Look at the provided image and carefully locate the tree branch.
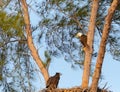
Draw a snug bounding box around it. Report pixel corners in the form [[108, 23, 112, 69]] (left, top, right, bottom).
[[20, 0, 49, 83], [81, 0, 99, 88], [90, 0, 119, 91]]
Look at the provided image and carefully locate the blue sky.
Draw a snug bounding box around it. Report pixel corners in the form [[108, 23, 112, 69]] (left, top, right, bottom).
[[102, 53, 120, 92]]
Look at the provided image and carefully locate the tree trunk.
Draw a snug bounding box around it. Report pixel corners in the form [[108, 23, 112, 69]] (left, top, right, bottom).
[[90, 0, 119, 92], [20, 0, 49, 83], [81, 0, 99, 88]]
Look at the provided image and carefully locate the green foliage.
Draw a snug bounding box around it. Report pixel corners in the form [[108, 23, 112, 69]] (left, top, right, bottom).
[[43, 51, 51, 70], [0, 60, 4, 66], [36, 0, 120, 64], [0, 49, 6, 81], [41, 19, 51, 25], [67, 19, 77, 25], [0, 10, 37, 91], [57, 17, 66, 27], [75, 5, 88, 17], [0, 11, 24, 37], [64, 2, 75, 11], [50, 0, 66, 5]]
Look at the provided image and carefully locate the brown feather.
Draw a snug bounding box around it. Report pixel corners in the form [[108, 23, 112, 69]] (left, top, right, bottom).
[[79, 35, 87, 47]]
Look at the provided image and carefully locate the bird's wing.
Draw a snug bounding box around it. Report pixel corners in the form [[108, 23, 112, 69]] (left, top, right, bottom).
[[46, 77, 53, 88], [80, 35, 87, 47]]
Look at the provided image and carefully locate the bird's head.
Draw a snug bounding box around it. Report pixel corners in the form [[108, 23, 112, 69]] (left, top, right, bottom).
[[75, 32, 83, 38], [56, 72, 62, 76]]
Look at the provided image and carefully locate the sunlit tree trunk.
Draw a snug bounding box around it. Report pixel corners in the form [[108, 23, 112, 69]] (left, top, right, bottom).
[[20, 0, 49, 83], [81, 0, 99, 88], [90, 0, 119, 91]]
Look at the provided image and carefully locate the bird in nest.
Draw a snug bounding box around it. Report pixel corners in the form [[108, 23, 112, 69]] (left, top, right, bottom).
[[46, 72, 61, 90]]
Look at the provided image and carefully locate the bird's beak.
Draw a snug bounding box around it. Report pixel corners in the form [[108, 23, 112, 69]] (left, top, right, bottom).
[[60, 73, 62, 76]]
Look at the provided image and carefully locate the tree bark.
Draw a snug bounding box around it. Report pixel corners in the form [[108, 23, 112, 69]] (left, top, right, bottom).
[[20, 0, 49, 83], [90, 0, 119, 92], [81, 0, 99, 88]]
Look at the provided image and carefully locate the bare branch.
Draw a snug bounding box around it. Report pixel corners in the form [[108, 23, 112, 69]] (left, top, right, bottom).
[[81, 0, 99, 88], [20, 0, 49, 83]]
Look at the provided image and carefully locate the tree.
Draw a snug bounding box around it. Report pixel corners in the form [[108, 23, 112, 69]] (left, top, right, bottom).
[[0, 0, 120, 91]]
